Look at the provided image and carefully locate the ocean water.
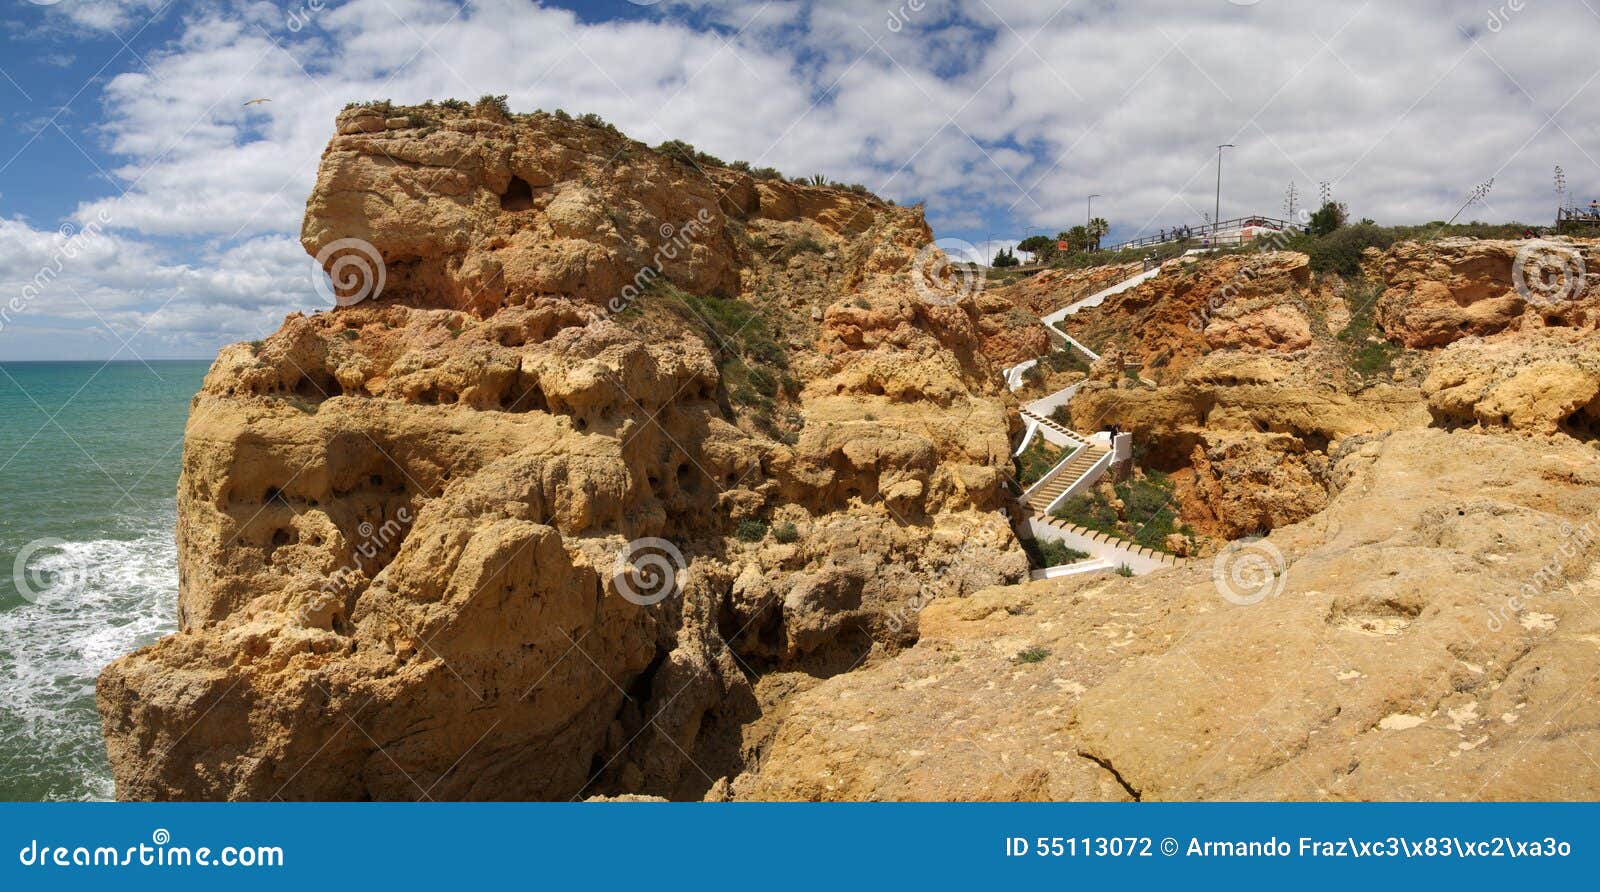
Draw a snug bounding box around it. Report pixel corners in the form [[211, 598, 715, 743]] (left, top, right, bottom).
[[0, 360, 209, 801]]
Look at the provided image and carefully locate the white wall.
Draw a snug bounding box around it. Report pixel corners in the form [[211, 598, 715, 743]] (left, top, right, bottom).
[[1022, 517, 1171, 575]]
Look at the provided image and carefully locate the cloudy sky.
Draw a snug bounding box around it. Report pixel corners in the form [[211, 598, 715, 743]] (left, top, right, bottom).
[[0, 0, 1596, 359]]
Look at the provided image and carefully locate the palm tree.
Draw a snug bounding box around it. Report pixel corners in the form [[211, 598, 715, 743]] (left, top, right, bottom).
[[1086, 217, 1110, 250], [1059, 225, 1092, 254]]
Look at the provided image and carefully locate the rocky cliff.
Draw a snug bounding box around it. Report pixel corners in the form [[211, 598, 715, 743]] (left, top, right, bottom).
[[1003, 251, 1424, 542], [97, 103, 1600, 802], [97, 103, 1030, 800], [1008, 238, 1600, 543], [1370, 237, 1600, 348], [734, 427, 1600, 800], [731, 236, 1600, 800]]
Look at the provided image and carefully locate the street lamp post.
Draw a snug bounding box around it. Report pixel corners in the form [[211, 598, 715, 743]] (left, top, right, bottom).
[[1214, 144, 1234, 238]]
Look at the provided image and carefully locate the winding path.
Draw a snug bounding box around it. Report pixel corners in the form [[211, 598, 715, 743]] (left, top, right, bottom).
[[1000, 260, 1193, 578]]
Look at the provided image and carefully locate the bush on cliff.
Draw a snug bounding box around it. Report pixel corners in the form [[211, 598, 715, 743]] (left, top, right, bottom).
[[1014, 439, 1063, 488], [1021, 538, 1089, 569], [1336, 281, 1401, 378], [1052, 473, 1194, 554], [1304, 223, 1395, 277], [735, 519, 769, 542]]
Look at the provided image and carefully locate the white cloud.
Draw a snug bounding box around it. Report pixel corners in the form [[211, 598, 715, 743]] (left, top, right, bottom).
[[0, 215, 314, 358], [4, 0, 1599, 357]]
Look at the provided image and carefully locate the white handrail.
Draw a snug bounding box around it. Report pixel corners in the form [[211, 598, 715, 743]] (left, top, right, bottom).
[[1042, 449, 1113, 515], [1013, 255, 1175, 565], [1019, 443, 1082, 504]]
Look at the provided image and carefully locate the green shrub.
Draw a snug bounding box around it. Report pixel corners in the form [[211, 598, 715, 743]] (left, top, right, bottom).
[[658, 285, 791, 410], [1306, 223, 1395, 277], [1052, 487, 1119, 532], [655, 139, 698, 165], [1012, 646, 1049, 664], [1052, 474, 1193, 556], [747, 366, 778, 397], [779, 235, 826, 260], [751, 166, 783, 180], [652, 139, 727, 170], [1041, 348, 1089, 376], [743, 333, 787, 368], [1114, 564, 1135, 577], [1014, 439, 1065, 488], [735, 519, 768, 542], [773, 522, 799, 544], [1028, 538, 1089, 568], [1114, 471, 1189, 551], [475, 94, 510, 117], [1308, 200, 1348, 236], [1336, 281, 1401, 378], [1351, 339, 1400, 378]]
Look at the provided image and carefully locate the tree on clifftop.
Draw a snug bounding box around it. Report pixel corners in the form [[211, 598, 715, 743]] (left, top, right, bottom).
[[1308, 200, 1348, 236], [1017, 235, 1056, 262]]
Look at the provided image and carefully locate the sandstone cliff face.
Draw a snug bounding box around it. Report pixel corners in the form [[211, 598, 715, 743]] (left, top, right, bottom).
[[1066, 350, 1426, 541], [734, 428, 1600, 800], [727, 238, 1600, 800], [999, 263, 1142, 317], [1370, 237, 1600, 348], [98, 102, 1600, 803], [1424, 329, 1600, 439], [1055, 252, 1326, 381], [97, 104, 1027, 801]]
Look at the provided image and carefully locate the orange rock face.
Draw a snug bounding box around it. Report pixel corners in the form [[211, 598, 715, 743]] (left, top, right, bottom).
[[97, 104, 1029, 801], [1051, 251, 1321, 381], [1370, 237, 1600, 348]]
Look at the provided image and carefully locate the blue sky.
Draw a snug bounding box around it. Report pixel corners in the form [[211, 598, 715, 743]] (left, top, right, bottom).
[[1, 0, 1598, 359]]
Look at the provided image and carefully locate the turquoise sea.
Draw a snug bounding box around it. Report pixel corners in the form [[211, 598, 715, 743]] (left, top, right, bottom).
[[0, 360, 210, 801]]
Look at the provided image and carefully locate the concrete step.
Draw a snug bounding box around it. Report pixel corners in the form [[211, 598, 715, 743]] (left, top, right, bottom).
[[1030, 510, 1188, 568], [1022, 448, 1111, 510]]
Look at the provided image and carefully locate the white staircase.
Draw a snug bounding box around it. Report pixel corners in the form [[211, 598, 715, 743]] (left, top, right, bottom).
[[1007, 263, 1190, 576], [1040, 265, 1162, 335]]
